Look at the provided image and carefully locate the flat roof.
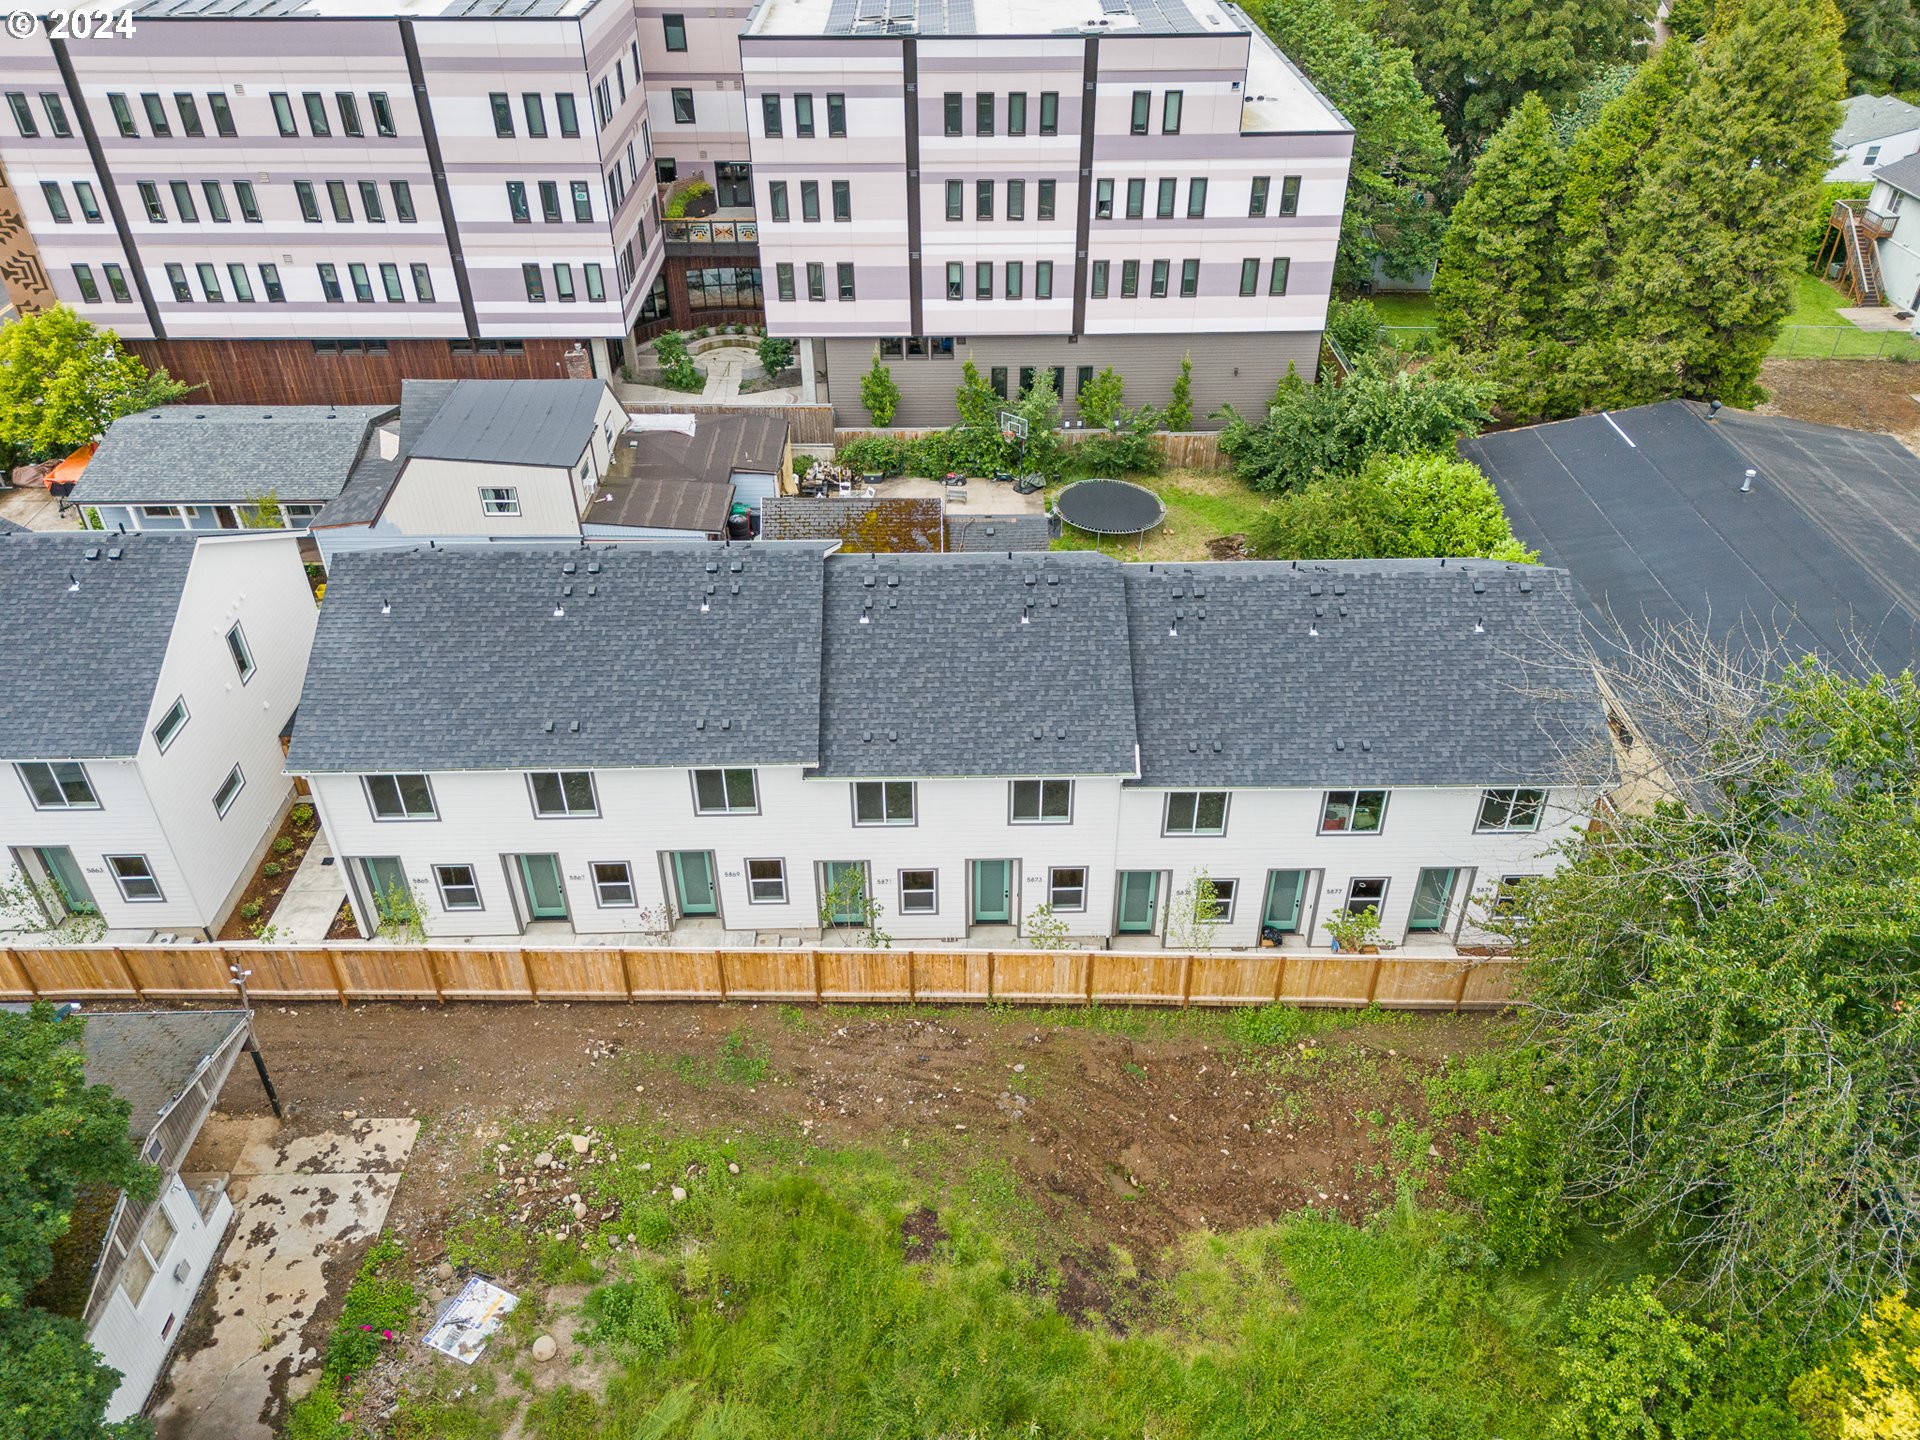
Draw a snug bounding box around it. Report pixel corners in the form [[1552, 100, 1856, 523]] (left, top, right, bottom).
[[129, 0, 599, 18], [753, 0, 1223, 38], [1462, 401, 1920, 676]]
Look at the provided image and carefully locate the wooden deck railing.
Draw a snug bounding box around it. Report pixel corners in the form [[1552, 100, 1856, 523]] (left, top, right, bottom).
[[0, 943, 1516, 1011]]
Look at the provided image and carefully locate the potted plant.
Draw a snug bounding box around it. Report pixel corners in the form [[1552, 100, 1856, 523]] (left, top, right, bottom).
[[1325, 905, 1382, 955]]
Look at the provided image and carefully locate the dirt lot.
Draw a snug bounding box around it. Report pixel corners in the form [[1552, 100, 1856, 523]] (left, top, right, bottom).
[[1758, 358, 1920, 449]]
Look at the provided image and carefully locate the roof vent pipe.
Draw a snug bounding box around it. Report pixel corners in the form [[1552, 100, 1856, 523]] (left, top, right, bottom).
[[1741, 469, 1755, 493], [1709, 399, 1724, 421]]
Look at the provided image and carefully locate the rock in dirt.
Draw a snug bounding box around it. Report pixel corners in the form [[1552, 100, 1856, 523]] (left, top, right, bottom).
[[534, 1150, 554, 1169], [435, 1262, 454, 1282], [572, 1201, 588, 1220], [570, 1135, 590, 1154], [671, 1185, 688, 1203], [531, 1335, 558, 1363], [727, 1161, 741, 1175]]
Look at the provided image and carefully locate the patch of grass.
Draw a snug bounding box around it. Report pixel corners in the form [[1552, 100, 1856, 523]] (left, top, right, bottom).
[[1051, 468, 1272, 561], [285, 1236, 420, 1438], [445, 1214, 534, 1277], [1365, 292, 1437, 329], [671, 1026, 770, 1088]]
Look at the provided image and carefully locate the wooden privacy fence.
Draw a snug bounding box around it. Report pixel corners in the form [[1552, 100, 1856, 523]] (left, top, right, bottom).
[[0, 944, 1515, 1011], [827, 428, 1228, 472]]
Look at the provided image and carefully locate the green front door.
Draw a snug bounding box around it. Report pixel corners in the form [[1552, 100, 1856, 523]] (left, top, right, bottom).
[[822, 861, 866, 924], [359, 856, 408, 923], [671, 851, 717, 916], [516, 854, 569, 920], [1116, 870, 1159, 933], [1263, 869, 1307, 932], [35, 847, 96, 915], [1407, 868, 1458, 933], [971, 860, 1011, 924]]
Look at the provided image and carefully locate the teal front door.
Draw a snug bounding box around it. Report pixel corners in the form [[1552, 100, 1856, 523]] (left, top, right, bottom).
[[34, 847, 96, 915], [358, 856, 408, 923], [1116, 870, 1159, 933], [1263, 869, 1308, 932], [1407, 868, 1458, 933], [671, 851, 718, 916], [516, 854, 569, 920], [971, 860, 1011, 923], [821, 861, 867, 924]]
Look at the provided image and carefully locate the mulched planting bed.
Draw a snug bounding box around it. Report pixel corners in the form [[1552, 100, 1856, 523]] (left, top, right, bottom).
[[215, 800, 322, 941]]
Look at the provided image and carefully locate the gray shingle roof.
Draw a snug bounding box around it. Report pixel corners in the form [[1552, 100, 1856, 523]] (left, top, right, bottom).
[[1874, 150, 1920, 198], [78, 1010, 250, 1143], [408, 380, 609, 469], [72, 404, 392, 506], [1837, 93, 1920, 146], [313, 379, 458, 529], [0, 516, 25, 534], [1123, 560, 1607, 788], [945, 512, 1051, 552], [816, 552, 1138, 778], [286, 542, 825, 772], [0, 531, 199, 760]]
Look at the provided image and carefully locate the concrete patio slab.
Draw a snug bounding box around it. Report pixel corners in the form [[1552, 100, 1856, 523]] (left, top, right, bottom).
[[1839, 305, 1914, 331], [268, 831, 345, 944], [0, 483, 85, 530], [152, 1117, 419, 1440]]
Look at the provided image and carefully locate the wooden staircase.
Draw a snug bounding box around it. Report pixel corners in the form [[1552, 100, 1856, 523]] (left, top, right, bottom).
[[1820, 199, 1895, 306]]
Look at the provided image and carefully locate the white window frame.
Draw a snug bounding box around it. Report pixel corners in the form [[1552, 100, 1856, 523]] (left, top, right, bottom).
[[151, 697, 189, 753], [1475, 787, 1546, 833], [226, 621, 256, 683], [480, 486, 520, 517], [1163, 790, 1228, 836], [1010, 778, 1072, 824], [119, 1201, 178, 1305], [691, 768, 758, 814], [433, 863, 483, 910], [1320, 789, 1388, 835], [1047, 866, 1087, 912], [364, 773, 438, 821], [898, 867, 937, 913], [528, 770, 599, 818], [1200, 877, 1237, 924], [17, 760, 100, 810], [106, 853, 164, 902], [852, 780, 916, 826], [592, 861, 637, 907], [212, 763, 245, 818], [746, 857, 787, 903]]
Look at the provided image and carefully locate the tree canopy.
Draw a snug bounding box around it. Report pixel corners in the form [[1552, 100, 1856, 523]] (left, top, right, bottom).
[[0, 307, 188, 464], [1250, 451, 1536, 562]]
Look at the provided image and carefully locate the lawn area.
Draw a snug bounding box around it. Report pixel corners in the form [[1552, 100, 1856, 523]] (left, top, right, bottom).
[[1363, 291, 1437, 332], [1050, 468, 1271, 560]]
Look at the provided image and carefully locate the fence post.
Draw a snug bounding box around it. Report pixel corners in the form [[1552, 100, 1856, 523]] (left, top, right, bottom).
[[109, 947, 142, 1001], [986, 950, 995, 1002], [425, 948, 445, 1004], [906, 949, 916, 1003], [1084, 951, 1094, 1007], [1179, 953, 1193, 1008], [1452, 963, 1472, 1012], [517, 949, 539, 1002], [811, 949, 823, 1005], [1270, 952, 1286, 1003], [714, 949, 729, 1001], [1365, 957, 1383, 1005], [322, 947, 350, 1006]]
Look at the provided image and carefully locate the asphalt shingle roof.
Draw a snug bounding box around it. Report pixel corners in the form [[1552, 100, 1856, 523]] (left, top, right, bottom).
[[1463, 401, 1920, 676], [0, 531, 198, 760], [945, 512, 1052, 552], [286, 542, 825, 772], [816, 552, 1139, 779], [1838, 93, 1920, 146], [78, 1010, 251, 1142], [313, 379, 458, 529], [1123, 560, 1607, 788], [1874, 150, 1920, 197], [72, 404, 391, 506], [407, 379, 609, 469], [0, 516, 24, 534]]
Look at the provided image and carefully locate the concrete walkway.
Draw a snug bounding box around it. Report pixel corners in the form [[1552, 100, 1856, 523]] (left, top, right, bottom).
[[615, 342, 811, 407], [267, 832, 345, 943], [1840, 305, 1914, 331], [154, 1117, 419, 1440], [0, 484, 84, 530]]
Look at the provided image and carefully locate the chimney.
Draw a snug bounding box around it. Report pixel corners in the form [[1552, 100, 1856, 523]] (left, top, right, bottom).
[[378, 425, 400, 461]]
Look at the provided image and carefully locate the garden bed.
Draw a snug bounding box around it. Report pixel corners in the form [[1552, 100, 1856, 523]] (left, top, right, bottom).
[[214, 800, 321, 941]]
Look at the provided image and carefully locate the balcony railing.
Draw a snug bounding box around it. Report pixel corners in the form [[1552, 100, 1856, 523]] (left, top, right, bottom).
[[664, 218, 759, 246]]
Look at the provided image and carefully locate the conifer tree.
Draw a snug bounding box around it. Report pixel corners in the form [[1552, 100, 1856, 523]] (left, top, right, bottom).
[[1605, 0, 1844, 405]]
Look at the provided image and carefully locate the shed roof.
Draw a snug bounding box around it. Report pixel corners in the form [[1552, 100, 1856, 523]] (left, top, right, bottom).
[[0, 531, 198, 760], [944, 512, 1051, 552], [77, 1010, 252, 1143], [758, 496, 945, 550], [588, 475, 734, 533], [72, 405, 391, 506], [408, 379, 609, 468]]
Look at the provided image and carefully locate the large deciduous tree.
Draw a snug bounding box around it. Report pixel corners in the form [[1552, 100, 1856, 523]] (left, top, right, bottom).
[[0, 307, 187, 464], [1249, 451, 1536, 561], [1251, 0, 1450, 286]]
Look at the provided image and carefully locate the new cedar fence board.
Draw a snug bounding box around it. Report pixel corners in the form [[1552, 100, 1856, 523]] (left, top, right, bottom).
[[0, 945, 1515, 1011]]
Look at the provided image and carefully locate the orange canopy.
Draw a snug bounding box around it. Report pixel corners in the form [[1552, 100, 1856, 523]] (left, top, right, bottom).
[[45, 444, 95, 489]]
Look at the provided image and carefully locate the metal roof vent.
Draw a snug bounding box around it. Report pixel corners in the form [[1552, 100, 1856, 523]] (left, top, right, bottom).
[[705, 561, 718, 574], [542, 720, 555, 732], [1518, 577, 1532, 593], [562, 583, 574, 596], [1360, 739, 1372, 753], [84, 547, 100, 561], [1474, 618, 1486, 634], [106, 547, 123, 560], [1472, 578, 1485, 594], [66, 572, 78, 593], [569, 720, 580, 733], [562, 561, 577, 575], [696, 717, 706, 730], [380, 598, 391, 615], [1334, 738, 1345, 751], [587, 560, 601, 575]]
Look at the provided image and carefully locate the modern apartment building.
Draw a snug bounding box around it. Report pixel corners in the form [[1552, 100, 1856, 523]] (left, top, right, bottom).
[[736, 0, 1353, 423], [0, 0, 664, 401]]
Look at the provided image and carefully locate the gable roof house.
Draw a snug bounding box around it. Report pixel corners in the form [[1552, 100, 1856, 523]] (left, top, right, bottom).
[[1831, 93, 1920, 181], [69, 404, 393, 535], [0, 530, 320, 938], [286, 543, 1606, 952], [36, 1010, 256, 1424]]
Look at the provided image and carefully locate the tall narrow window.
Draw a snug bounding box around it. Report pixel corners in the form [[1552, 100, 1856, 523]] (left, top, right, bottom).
[[1179, 257, 1198, 297], [776, 262, 795, 301], [1156, 176, 1175, 219], [270, 92, 296, 136], [582, 263, 602, 302], [976, 261, 992, 299], [1036, 259, 1053, 300], [826, 92, 846, 137], [663, 12, 687, 48], [228, 263, 254, 301], [295, 181, 320, 223], [391, 180, 416, 222], [348, 262, 374, 301], [110, 92, 138, 136], [762, 93, 782, 137], [234, 180, 260, 222], [1269, 256, 1290, 295], [801, 179, 819, 222], [1162, 90, 1182, 133], [212, 764, 246, 818], [1240, 257, 1259, 297], [975, 91, 994, 136], [947, 261, 963, 299], [142, 93, 171, 135], [6, 92, 36, 137], [1130, 90, 1150, 135], [554, 262, 575, 301], [490, 92, 514, 137], [832, 179, 850, 221], [202, 182, 229, 222], [1090, 258, 1108, 298], [556, 92, 580, 136], [945, 179, 962, 221], [370, 91, 397, 136], [943, 92, 961, 136], [359, 180, 384, 221], [1005, 259, 1022, 299], [806, 262, 824, 301], [380, 262, 404, 301], [522, 263, 545, 301], [1038, 179, 1055, 219], [303, 91, 329, 135], [1126, 177, 1144, 219], [165, 263, 191, 300], [327, 180, 352, 222], [794, 92, 815, 137], [71, 264, 100, 302], [976, 178, 993, 220], [411, 263, 434, 301], [317, 263, 342, 301], [1007, 91, 1027, 135], [336, 92, 362, 136], [1279, 174, 1300, 215], [540, 179, 561, 222], [769, 180, 789, 222], [174, 92, 203, 136], [571, 180, 592, 221], [1151, 258, 1169, 298], [1186, 177, 1207, 217], [258, 264, 283, 301], [1095, 178, 1113, 219], [1007, 178, 1024, 220], [169, 182, 198, 222], [1120, 258, 1138, 297], [837, 262, 856, 299], [506, 181, 529, 222], [1039, 90, 1059, 135], [1249, 175, 1270, 217], [226, 622, 256, 681], [41, 183, 70, 224]]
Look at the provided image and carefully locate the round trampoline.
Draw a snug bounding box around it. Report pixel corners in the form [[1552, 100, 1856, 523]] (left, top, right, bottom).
[[1052, 478, 1167, 538]]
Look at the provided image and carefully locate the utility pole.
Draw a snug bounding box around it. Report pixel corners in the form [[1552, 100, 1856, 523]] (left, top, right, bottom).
[[230, 962, 285, 1120]]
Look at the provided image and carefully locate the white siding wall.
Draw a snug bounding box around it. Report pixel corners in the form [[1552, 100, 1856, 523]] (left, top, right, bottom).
[[0, 757, 188, 932], [302, 762, 1590, 946], [1830, 128, 1920, 182], [1871, 182, 1920, 312], [380, 457, 583, 536]]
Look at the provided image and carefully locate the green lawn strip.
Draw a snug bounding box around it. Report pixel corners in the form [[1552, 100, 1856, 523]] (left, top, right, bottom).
[[286, 1238, 422, 1440]]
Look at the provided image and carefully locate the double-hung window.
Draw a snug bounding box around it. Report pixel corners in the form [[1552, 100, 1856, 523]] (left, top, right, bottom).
[[747, 858, 787, 903], [108, 855, 163, 903], [529, 770, 598, 817], [1011, 778, 1072, 822], [365, 773, 437, 821], [1164, 790, 1227, 835], [434, 864, 482, 910], [852, 780, 915, 825], [592, 862, 636, 907], [1320, 789, 1387, 834], [899, 869, 937, 913], [1476, 787, 1546, 832], [1048, 867, 1087, 911], [212, 764, 246, 818], [17, 761, 98, 809], [692, 768, 757, 814]]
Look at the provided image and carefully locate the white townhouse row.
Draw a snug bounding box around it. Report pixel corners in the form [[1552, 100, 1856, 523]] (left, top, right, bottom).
[[0, 529, 318, 938], [284, 543, 1609, 948]]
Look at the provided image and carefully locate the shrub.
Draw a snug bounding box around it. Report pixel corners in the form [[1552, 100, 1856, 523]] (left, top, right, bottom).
[[262, 862, 283, 879], [859, 350, 900, 426], [1066, 405, 1163, 477], [757, 334, 795, 375], [323, 1237, 417, 1382], [661, 178, 712, 219], [239, 901, 262, 922], [1165, 353, 1195, 430], [693, 325, 711, 339], [291, 803, 315, 828], [582, 1271, 679, 1356], [655, 330, 690, 365], [792, 452, 818, 479], [1076, 367, 1126, 429], [273, 835, 295, 855], [1249, 451, 1535, 561], [1325, 298, 1386, 361], [836, 435, 907, 475], [1552, 1278, 1709, 1440]]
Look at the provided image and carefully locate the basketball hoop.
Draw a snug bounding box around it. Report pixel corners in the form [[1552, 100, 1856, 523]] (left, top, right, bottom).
[[997, 410, 1030, 441]]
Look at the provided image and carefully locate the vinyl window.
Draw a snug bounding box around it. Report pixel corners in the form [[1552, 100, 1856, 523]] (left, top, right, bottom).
[[747, 858, 787, 903], [1007, 178, 1024, 220], [1011, 778, 1072, 822], [359, 180, 384, 221], [1186, 177, 1207, 218], [1007, 91, 1027, 135], [1156, 177, 1175, 219], [302, 91, 329, 135], [212, 764, 246, 818], [170, 182, 198, 222], [800, 180, 820, 222], [943, 92, 962, 136], [336, 91, 362, 136], [795, 92, 815, 137], [975, 91, 994, 135], [1038, 179, 1055, 218], [349, 262, 374, 302], [1126, 178, 1145, 219], [837, 261, 856, 300], [225, 622, 255, 680], [209, 91, 238, 134], [174, 92, 203, 136], [327, 180, 352, 222], [1279, 175, 1300, 215], [109, 92, 138, 136], [295, 181, 320, 223], [853, 780, 915, 825], [1477, 787, 1546, 832], [807, 262, 824, 301], [1270, 257, 1290, 295], [826, 92, 846, 136], [529, 771, 598, 817], [1320, 789, 1387, 834], [1090, 259, 1108, 298], [1249, 175, 1270, 216], [365, 773, 437, 821], [1164, 790, 1228, 835], [1197, 877, 1236, 923], [490, 92, 514, 136], [196, 262, 223, 301], [762, 93, 782, 137], [945, 180, 962, 221], [123, 1202, 177, 1304], [1130, 90, 1150, 135], [434, 864, 482, 910], [1179, 257, 1198, 297], [1162, 90, 1182, 133], [229, 264, 254, 301], [72, 264, 100, 302], [692, 768, 757, 814], [17, 761, 99, 809], [776, 262, 796, 301], [1240, 257, 1259, 296], [42, 184, 70, 224], [1095, 178, 1113, 219], [832, 179, 850, 221], [1150, 258, 1169, 298], [270, 91, 296, 136], [108, 855, 164, 902], [899, 868, 937, 913], [371, 91, 396, 136], [976, 179, 993, 220], [540, 180, 562, 222], [317, 263, 342, 301], [1039, 90, 1059, 134], [1048, 866, 1087, 911], [142, 92, 171, 135], [557, 92, 581, 135], [592, 862, 636, 907]]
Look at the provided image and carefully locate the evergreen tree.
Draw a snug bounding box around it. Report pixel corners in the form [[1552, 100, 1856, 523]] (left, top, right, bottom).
[[1165, 354, 1194, 430], [1837, 0, 1920, 91], [1432, 95, 1566, 417], [1250, 0, 1450, 285], [1606, 0, 1844, 405], [954, 357, 999, 432], [858, 349, 900, 426]]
